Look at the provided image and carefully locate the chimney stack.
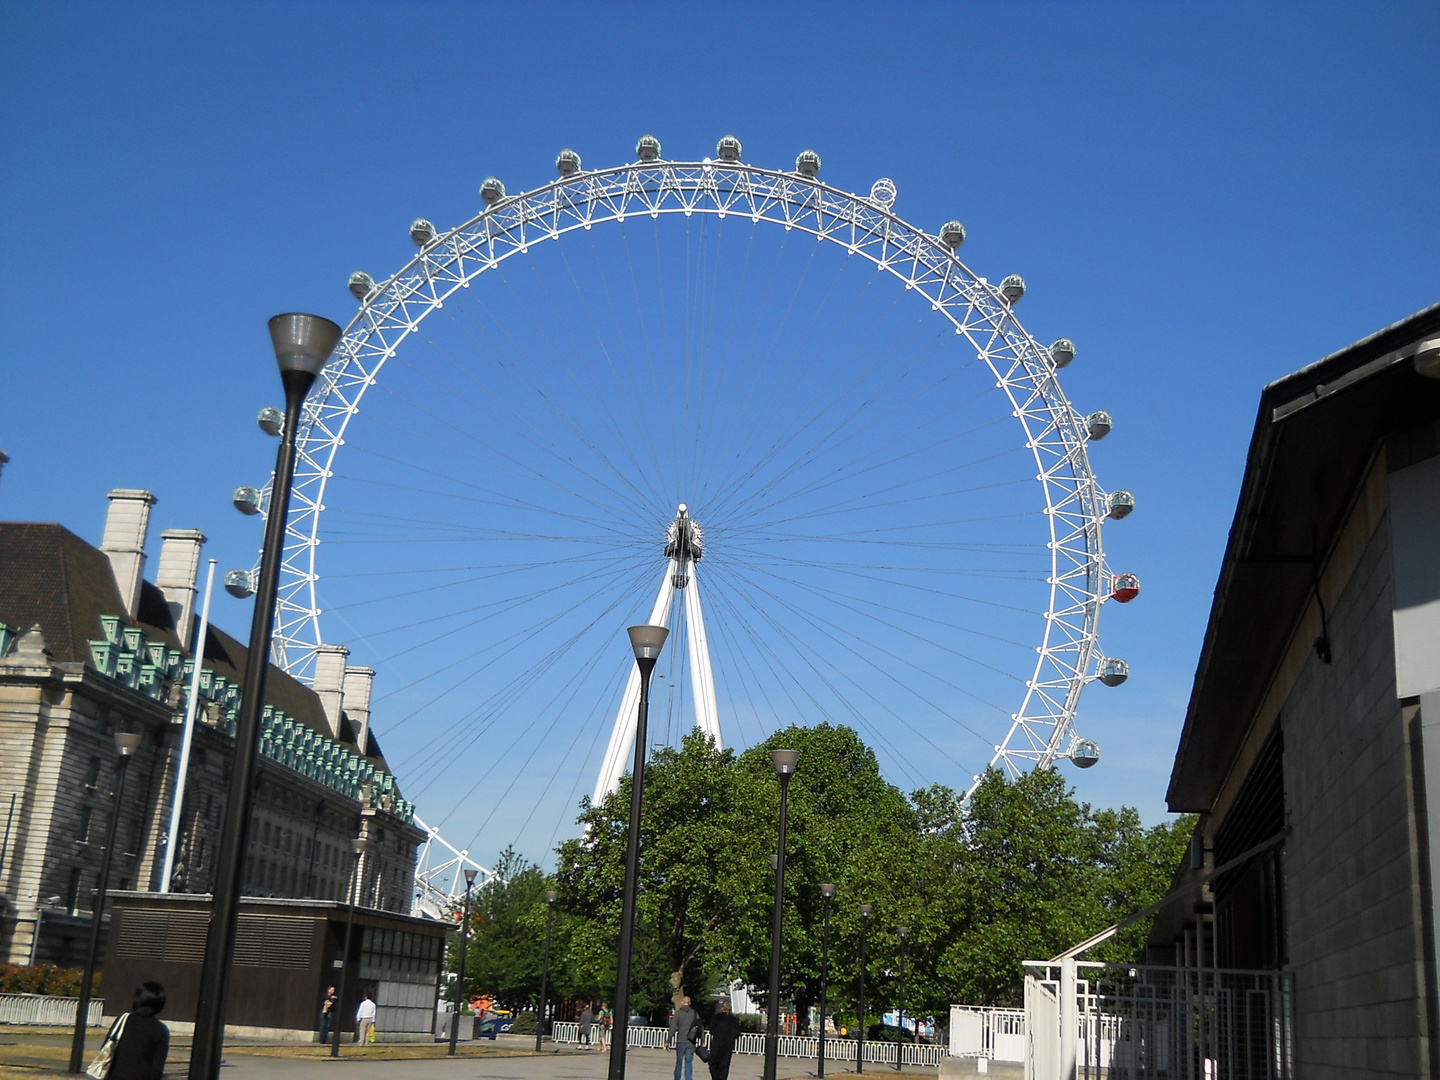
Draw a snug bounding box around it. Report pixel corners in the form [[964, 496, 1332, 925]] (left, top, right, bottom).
[[101, 489, 156, 619], [343, 666, 375, 755], [156, 529, 207, 648], [312, 644, 349, 739]]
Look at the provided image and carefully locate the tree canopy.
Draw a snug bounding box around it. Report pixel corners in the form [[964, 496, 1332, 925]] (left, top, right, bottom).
[[459, 723, 1192, 1022]]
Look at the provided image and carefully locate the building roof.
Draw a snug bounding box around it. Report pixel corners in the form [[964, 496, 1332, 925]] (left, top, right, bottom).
[[0, 520, 390, 771], [1167, 302, 1440, 812]]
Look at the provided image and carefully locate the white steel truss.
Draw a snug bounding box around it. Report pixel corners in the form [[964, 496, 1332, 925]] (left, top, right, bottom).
[[410, 814, 495, 920], [249, 153, 1122, 792]]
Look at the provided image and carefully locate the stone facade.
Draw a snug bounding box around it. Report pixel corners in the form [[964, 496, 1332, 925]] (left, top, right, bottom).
[[0, 492, 423, 966]]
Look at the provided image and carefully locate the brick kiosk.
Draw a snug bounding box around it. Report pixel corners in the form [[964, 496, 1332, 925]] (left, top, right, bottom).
[[102, 891, 449, 1040]]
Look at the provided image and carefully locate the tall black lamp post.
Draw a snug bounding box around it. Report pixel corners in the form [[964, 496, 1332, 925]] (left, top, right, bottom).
[[763, 748, 799, 1080], [536, 889, 557, 1052], [895, 926, 908, 1072], [68, 731, 142, 1073], [190, 313, 342, 1080], [332, 836, 371, 1058], [608, 624, 668, 1080], [448, 867, 478, 1056], [857, 903, 872, 1076], [818, 883, 835, 1079]]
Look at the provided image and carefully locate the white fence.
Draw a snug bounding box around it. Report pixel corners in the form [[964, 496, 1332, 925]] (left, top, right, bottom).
[[550, 1022, 945, 1066], [0, 994, 105, 1026], [950, 1005, 1026, 1062]]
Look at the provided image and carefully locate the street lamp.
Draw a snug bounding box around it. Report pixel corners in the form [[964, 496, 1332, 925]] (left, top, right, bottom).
[[818, 884, 835, 1079], [857, 903, 872, 1076], [449, 867, 479, 1057], [332, 836, 371, 1059], [608, 624, 668, 1080], [190, 313, 343, 1080], [763, 748, 799, 1080], [68, 732, 142, 1073], [536, 889, 558, 1052], [895, 926, 908, 1072]]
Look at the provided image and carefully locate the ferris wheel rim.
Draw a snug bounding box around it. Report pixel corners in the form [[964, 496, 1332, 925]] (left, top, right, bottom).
[[261, 154, 1115, 785]]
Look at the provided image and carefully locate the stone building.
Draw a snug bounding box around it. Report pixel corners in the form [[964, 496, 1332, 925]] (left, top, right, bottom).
[[1155, 302, 1440, 1076], [0, 488, 424, 966]]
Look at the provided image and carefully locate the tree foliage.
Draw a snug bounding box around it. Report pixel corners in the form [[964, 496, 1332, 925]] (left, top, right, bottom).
[[475, 725, 1192, 1022]]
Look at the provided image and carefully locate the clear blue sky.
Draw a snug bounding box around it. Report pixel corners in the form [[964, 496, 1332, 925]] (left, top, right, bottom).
[[2, 2, 1437, 865]]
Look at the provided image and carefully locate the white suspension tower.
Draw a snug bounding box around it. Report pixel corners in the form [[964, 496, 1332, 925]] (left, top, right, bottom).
[[594, 504, 720, 800]]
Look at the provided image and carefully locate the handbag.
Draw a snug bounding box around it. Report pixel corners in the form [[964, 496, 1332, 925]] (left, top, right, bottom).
[[695, 1042, 711, 1063], [85, 1012, 129, 1080]]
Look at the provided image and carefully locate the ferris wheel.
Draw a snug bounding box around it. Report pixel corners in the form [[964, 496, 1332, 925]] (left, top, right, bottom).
[[230, 136, 1138, 856]]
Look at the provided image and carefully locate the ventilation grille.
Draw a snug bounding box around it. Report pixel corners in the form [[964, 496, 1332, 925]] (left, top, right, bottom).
[[234, 915, 315, 969], [114, 910, 210, 964]]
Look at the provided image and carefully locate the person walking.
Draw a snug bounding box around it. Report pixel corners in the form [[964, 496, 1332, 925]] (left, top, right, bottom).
[[318, 986, 337, 1043], [355, 992, 377, 1045], [107, 982, 169, 1080], [705, 999, 740, 1080], [668, 995, 700, 1080], [596, 1001, 612, 1052], [578, 1002, 594, 1049]]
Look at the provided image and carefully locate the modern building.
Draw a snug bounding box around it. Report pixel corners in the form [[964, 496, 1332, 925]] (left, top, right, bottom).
[[0, 488, 425, 969], [1155, 302, 1440, 1076]]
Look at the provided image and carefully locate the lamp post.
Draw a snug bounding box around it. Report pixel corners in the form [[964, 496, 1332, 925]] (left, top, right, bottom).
[[449, 867, 478, 1056], [895, 926, 908, 1072], [190, 313, 343, 1080], [608, 624, 668, 1080], [818, 884, 835, 1079], [536, 889, 558, 1052], [763, 749, 799, 1080], [332, 836, 371, 1058], [68, 732, 142, 1073], [857, 903, 872, 1076]]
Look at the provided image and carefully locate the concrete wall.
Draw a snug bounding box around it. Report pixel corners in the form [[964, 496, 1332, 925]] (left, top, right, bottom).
[[1281, 502, 1432, 1077]]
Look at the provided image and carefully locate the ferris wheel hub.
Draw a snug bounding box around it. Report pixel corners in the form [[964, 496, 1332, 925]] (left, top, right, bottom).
[[664, 504, 703, 563]]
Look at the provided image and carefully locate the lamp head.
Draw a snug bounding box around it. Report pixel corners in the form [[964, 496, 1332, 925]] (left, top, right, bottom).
[[627, 624, 669, 661], [897, 925, 909, 939], [113, 731, 142, 757], [769, 853, 779, 870], [268, 313, 343, 380], [463, 868, 478, 886], [770, 748, 800, 776], [820, 883, 836, 899], [860, 903, 873, 917], [546, 890, 558, 904], [352, 837, 370, 855]]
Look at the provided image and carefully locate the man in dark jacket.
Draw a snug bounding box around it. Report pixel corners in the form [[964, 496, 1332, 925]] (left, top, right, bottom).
[[668, 996, 700, 1080], [705, 999, 741, 1080]]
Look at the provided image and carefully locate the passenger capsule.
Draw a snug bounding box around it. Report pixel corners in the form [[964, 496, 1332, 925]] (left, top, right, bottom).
[[1050, 338, 1076, 368], [869, 178, 897, 210], [1415, 337, 1440, 379], [1086, 410, 1112, 440], [232, 486, 261, 516], [555, 148, 581, 176], [999, 275, 1026, 304], [410, 218, 436, 247], [257, 406, 283, 437], [1107, 490, 1135, 520], [1071, 739, 1101, 768], [1111, 573, 1141, 603], [796, 150, 821, 177], [1099, 657, 1129, 687], [348, 271, 375, 301], [716, 135, 742, 162], [480, 176, 506, 205], [636, 134, 662, 162], [224, 569, 255, 599], [939, 220, 967, 251]]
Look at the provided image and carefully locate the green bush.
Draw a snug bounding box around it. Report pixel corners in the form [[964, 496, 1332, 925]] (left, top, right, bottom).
[[510, 1011, 538, 1034], [736, 1013, 763, 1034], [0, 965, 100, 996]]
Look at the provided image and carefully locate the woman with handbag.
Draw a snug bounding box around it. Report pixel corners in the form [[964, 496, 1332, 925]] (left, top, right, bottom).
[[91, 983, 168, 1080]]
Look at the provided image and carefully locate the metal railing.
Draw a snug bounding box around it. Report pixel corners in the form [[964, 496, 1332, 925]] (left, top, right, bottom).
[[950, 1005, 1026, 1062], [549, 1022, 944, 1065], [0, 994, 105, 1026], [1025, 962, 1294, 1080]]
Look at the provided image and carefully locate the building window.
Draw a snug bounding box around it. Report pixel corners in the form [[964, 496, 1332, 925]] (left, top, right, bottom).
[[66, 867, 83, 912], [84, 757, 101, 789], [75, 807, 92, 844], [262, 821, 271, 847], [125, 815, 143, 855]]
